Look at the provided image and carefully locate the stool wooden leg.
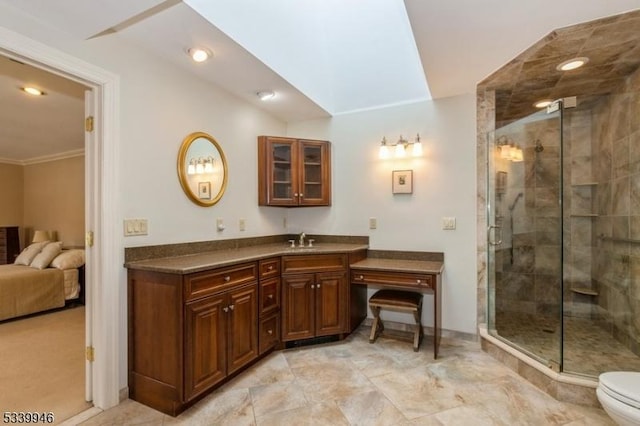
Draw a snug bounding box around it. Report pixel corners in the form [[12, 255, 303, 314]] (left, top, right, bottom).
[[370, 305, 382, 343], [413, 307, 423, 352]]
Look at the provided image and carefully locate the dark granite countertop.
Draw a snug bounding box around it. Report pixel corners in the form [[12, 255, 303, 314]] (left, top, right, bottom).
[[350, 258, 444, 275], [125, 242, 369, 274]]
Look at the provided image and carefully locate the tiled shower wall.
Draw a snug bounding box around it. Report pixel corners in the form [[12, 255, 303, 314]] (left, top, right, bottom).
[[591, 65, 640, 356]]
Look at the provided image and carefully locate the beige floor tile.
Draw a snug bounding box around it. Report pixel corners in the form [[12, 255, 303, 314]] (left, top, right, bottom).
[[335, 390, 406, 426]]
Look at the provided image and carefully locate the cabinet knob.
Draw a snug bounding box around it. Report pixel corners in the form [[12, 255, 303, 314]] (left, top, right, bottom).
[[267, 265, 274, 271], [267, 329, 273, 335], [311, 284, 315, 289], [229, 304, 235, 311], [417, 279, 422, 284], [224, 276, 231, 282], [299, 193, 304, 198], [359, 275, 364, 280], [316, 284, 321, 289], [223, 306, 229, 313], [294, 193, 299, 197], [268, 294, 274, 300]]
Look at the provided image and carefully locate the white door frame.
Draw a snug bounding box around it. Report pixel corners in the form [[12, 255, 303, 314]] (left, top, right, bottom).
[[0, 27, 121, 409]]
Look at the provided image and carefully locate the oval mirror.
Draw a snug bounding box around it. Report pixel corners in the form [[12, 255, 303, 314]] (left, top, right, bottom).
[[177, 132, 228, 207]]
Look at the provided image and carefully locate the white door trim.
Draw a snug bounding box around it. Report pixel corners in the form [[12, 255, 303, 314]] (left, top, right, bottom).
[[0, 27, 121, 409]]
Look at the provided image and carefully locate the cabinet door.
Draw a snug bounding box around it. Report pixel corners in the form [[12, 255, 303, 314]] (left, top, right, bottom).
[[258, 136, 299, 206], [281, 274, 315, 341], [298, 140, 331, 206], [185, 295, 227, 401], [315, 271, 347, 337], [227, 284, 259, 375]]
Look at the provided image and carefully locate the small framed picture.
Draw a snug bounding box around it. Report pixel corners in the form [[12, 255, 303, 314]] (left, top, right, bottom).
[[198, 181, 211, 199], [392, 170, 413, 194]]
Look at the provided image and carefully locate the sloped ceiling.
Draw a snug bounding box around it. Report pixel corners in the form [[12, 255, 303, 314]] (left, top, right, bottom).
[[1, 0, 640, 161]]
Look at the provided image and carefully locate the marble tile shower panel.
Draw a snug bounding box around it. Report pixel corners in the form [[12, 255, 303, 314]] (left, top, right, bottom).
[[630, 130, 640, 174], [611, 177, 630, 215], [535, 187, 561, 217]]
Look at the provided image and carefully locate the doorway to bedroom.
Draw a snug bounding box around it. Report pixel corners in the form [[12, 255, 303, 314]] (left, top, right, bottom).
[[0, 53, 92, 422]]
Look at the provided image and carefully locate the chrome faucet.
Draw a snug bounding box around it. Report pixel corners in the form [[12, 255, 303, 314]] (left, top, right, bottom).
[[299, 232, 306, 247]]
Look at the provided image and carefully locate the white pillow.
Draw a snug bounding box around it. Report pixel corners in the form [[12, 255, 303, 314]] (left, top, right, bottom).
[[51, 249, 85, 270], [30, 241, 63, 269], [14, 241, 49, 266]]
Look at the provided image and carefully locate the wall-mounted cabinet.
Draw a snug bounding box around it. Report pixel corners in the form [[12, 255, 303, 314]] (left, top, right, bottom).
[[258, 136, 331, 207]]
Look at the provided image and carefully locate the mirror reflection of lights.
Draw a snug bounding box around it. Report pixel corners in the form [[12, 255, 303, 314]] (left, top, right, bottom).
[[187, 156, 215, 175]]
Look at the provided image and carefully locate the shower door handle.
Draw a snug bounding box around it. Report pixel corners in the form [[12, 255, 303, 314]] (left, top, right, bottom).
[[488, 225, 503, 246]]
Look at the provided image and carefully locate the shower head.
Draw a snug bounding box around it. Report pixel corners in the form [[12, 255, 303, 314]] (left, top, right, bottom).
[[509, 192, 523, 211]]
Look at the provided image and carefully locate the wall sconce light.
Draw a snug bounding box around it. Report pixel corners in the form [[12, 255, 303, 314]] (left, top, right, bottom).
[[497, 135, 523, 163], [379, 134, 422, 159], [187, 156, 215, 175]]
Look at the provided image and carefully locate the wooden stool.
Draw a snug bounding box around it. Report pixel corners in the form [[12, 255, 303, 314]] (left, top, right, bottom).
[[369, 289, 423, 351]]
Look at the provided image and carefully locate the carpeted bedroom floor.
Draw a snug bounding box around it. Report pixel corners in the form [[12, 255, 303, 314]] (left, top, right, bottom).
[[0, 306, 91, 424]]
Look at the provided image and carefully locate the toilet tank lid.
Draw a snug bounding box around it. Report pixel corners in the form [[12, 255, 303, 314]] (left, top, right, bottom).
[[599, 372, 640, 404]]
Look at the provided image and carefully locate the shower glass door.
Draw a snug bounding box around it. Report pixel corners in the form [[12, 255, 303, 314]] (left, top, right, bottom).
[[487, 104, 563, 370]]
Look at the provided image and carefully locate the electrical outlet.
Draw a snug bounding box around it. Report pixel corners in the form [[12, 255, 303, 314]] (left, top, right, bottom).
[[369, 217, 377, 230], [239, 218, 246, 231], [442, 217, 456, 230]]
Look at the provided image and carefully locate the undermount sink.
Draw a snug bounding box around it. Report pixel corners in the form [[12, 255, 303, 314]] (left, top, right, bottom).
[[287, 246, 318, 252]]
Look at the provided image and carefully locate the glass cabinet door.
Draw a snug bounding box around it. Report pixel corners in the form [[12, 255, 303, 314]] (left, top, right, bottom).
[[299, 140, 330, 206]]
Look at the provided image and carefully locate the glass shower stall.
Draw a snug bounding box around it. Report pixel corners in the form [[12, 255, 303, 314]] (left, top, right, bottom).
[[487, 98, 640, 378]]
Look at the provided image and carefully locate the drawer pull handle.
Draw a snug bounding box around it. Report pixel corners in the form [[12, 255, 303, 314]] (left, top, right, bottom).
[[224, 276, 231, 282], [267, 329, 273, 335], [267, 265, 274, 271], [229, 304, 235, 311], [223, 306, 229, 313]]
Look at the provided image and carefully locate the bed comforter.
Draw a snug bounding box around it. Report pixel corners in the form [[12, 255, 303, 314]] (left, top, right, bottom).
[[0, 264, 65, 321]]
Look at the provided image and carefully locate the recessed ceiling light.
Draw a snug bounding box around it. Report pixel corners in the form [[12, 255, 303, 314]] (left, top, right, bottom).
[[534, 99, 553, 108], [187, 48, 211, 63], [556, 57, 589, 71], [257, 90, 275, 101], [21, 86, 46, 96]]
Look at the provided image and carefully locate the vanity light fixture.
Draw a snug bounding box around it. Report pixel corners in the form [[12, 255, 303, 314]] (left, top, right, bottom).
[[497, 135, 523, 163], [257, 90, 275, 101], [378, 134, 423, 159], [188, 156, 215, 175], [556, 57, 589, 71], [21, 86, 45, 96], [187, 47, 212, 63]]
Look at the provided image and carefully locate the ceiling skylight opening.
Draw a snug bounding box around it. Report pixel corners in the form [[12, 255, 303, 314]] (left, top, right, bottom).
[[21, 86, 46, 96], [556, 57, 589, 71], [187, 47, 212, 63]]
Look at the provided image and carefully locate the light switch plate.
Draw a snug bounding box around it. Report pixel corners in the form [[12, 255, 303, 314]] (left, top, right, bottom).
[[124, 219, 148, 236], [369, 217, 377, 230], [239, 218, 246, 231], [442, 217, 456, 230]]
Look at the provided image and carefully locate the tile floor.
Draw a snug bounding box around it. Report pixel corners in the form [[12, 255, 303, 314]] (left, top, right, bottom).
[[79, 327, 615, 425], [495, 312, 640, 377]]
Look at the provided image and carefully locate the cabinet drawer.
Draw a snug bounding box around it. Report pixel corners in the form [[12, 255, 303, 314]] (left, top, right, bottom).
[[185, 262, 258, 301], [282, 254, 347, 274], [259, 313, 280, 355], [259, 277, 280, 316], [351, 269, 433, 290], [259, 257, 280, 279], [0, 228, 5, 238]]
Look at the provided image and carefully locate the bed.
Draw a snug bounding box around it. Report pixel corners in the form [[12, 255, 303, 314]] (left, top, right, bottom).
[[0, 246, 85, 322]]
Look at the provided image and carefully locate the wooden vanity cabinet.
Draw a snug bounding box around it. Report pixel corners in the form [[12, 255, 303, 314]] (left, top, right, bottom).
[[128, 261, 259, 416], [258, 136, 331, 207], [258, 257, 281, 354], [281, 254, 348, 341]]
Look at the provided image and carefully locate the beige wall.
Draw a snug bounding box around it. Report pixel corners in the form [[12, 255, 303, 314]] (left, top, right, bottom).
[[0, 163, 24, 243], [23, 156, 84, 247]]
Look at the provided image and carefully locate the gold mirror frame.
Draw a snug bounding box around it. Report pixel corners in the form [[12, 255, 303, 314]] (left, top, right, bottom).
[[177, 132, 228, 207]]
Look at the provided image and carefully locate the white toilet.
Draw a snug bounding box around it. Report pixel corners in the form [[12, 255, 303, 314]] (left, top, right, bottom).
[[597, 372, 640, 425]]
